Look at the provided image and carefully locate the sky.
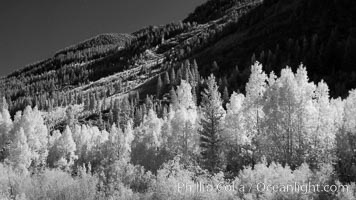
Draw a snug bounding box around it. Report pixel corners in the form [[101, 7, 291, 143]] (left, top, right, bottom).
[[0, 0, 206, 77]]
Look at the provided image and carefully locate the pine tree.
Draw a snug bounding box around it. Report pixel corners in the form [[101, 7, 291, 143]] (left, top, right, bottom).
[[169, 88, 178, 110], [89, 93, 97, 111], [170, 68, 176, 86], [176, 69, 182, 85], [108, 109, 114, 125], [192, 59, 200, 84], [251, 53, 256, 64], [145, 95, 153, 111], [66, 105, 77, 131], [164, 71, 170, 86], [157, 75, 163, 98], [199, 74, 225, 173], [223, 86, 229, 104], [119, 97, 131, 130], [211, 61, 219, 73], [0, 96, 8, 110], [134, 107, 143, 127]]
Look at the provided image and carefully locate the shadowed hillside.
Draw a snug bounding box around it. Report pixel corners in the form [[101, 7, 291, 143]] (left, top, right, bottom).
[[1, 0, 356, 121]]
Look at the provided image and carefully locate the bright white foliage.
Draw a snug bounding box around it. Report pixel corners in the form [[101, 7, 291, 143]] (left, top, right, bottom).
[[309, 81, 336, 163], [49, 130, 61, 149], [225, 92, 251, 146], [245, 62, 267, 104], [223, 63, 346, 166], [139, 109, 163, 148], [54, 126, 78, 169], [12, 106, 48, 167], [243, 62, 268, 142], [176, 80, 196, 111], [344, 89, 356, 133], [0, 108, 13, 150], [123, 120, 135, 158], [168, 81, 199, 155], [226, 92, 245, 115], [6, 128, 31, 175]]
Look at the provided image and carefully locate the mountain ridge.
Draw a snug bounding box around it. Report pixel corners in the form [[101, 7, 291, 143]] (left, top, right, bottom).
[[1, 0, 356, 126]]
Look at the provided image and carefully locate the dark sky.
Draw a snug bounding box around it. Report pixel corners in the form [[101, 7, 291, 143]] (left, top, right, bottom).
[[0, 0, 206, 77]]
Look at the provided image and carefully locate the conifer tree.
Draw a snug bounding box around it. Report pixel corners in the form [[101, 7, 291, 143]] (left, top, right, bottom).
[[169, 88, 178, 110], [199, 74, 225, 173], [176, 69, 182, 85], [66, 105, 77, 131], [164, 71, 170, 86], [211, 61, 219, 73], [0, 96, 8, 110], [192, 59, 200, 84], [157, 75, 163, 98], [223, 86, 229, 104], [170, 68, 176, 86], [119, 97, 131, 130]]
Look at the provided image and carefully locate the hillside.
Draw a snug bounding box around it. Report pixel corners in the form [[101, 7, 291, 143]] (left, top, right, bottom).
[[1, 0, 356, 124], [2, 0, 356, 199], [186, 0, 356, 97], [54, 33, 134, 57]]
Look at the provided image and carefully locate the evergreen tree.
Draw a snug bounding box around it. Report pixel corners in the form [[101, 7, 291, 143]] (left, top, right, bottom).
[[66, 105, 77, 131], [119, 97, 131, 130], [163, 71, 170, 86], [223, 86, 229, 104], [176, 69, 182, 85], [169, 88, 178, 110], [157, 75, 163, 98], [134, 107, 143, 127], [89, 93, 97, 111], [170, 68, 176, 86], [192, 59, 200, 84], [211, 61, 219, 73], [0, 96, 8, 110], [199, 74, 225, 173]]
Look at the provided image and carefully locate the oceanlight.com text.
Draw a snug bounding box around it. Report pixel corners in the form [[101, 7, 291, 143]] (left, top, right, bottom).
[[177, 182, 349, 194]]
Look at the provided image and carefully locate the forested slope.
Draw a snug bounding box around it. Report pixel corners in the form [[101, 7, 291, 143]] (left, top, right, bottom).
[[1, 0, 356, 199]]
